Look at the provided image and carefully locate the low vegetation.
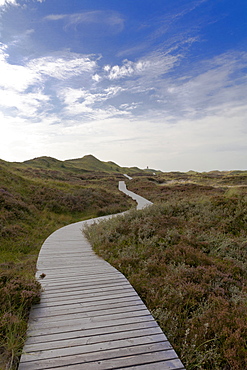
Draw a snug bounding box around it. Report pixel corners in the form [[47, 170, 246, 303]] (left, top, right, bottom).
[[0, 156, 133, 369], [85, 179, 247, 370], [1, 156, 246, 369]]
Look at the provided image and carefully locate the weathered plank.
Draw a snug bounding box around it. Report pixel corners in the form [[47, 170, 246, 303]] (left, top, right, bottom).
[[23, 326, 165, 352], [19, 185, 185, 369], [24, 320, 159, 346]]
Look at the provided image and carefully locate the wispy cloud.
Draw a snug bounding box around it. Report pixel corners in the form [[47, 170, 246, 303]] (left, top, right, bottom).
[[58, 86, 127, 120], [0, 45, 98, 89], [164, 51, 247, 118], [148, 0, 209, 42], [104, 50, 180, 81], [44, 14, 65, 21], [1, 34, 246, 128], [99, 48, 247, 123], [117, 0, 204, 59], [28, 54, 97, 80], [0, 88, 50, 118], [0, 43, 98, 118], [44, 10, 124, 34], [53, 48, 247, 126], [0, 0, 44, 6]]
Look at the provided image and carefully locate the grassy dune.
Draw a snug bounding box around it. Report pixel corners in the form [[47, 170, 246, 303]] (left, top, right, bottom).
[[0, 156, 134, 369], [1, 157, 246, 369]]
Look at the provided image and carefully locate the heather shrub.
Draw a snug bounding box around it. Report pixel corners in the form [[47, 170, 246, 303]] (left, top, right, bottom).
[[85, 192, 247, 369], [0, 271, 40, 369]]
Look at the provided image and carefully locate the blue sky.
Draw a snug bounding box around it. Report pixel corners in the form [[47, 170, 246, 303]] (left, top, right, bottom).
[[0, 0, 246, 171]]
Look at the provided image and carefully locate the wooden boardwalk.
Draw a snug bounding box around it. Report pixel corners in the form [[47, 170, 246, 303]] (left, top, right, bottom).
[[118, 181, 153, 210], [19, 183, 185, 369]]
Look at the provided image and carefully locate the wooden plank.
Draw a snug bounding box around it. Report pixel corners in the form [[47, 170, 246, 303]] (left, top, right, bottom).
[[24, 320, 159, 345], [37, 277, 128, 291], [29, 296, 142, 319], [123, 360, 185, 370], [30, 291, 140, 309], [27, 312, 154, 336], [29, 304, 146, 325], [40, 281, 132, 296], [19, 344, 179, 369], [28, 307, 150, 332], [20, 333, 169, 362], [23, 326, 165, 352], [37, 289, 135, 304], [19, 356, 184, 370], [37, 270, 122, 281], [36, 283, 132, 297]]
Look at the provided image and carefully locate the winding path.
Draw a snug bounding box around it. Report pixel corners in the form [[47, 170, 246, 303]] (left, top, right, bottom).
[[118, 181, 153, 210], [19, 182, 185, 369]]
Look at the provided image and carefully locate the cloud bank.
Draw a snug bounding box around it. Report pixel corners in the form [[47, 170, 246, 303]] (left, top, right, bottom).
[[0, 0, 246, 171]]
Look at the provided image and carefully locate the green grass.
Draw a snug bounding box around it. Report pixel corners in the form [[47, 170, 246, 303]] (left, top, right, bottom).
[[16, 154, 149, 175], [85, 184, 247, 370]]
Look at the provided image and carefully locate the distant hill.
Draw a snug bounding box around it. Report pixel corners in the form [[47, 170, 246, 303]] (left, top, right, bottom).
[[18, 154, 158, 175], [3, 154, 246, 179], [65, 155, 122, 173]]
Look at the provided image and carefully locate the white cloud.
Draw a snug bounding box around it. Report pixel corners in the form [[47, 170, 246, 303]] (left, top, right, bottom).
[[92, 73, 101, 82], [1, 36, 246, 133], [0, 0, 17, 7], [58, 86, 126, 119], [44, 14, 66, 21], [107, 61, 134, 80], [0, 44, 97, 94], [119, 102, 140, 111], [0, 89, 50, 117], [104, 86, 123, 97], [0, 17, 246, 170], [57, 105, 246, 171], [0, 44, 99, 118], [28, 54, 97, 80], [0, 44, 39, 91], [50, 49, 247, 132], [59, 88, 94, 114], [0, 0, 44, 5], [103, 65, 111, 72], [105, 51, 179, 80], [0, 100, 246, 171]]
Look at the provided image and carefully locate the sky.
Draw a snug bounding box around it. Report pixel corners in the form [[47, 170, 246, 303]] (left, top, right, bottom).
[[0, 0, 246, 171]]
